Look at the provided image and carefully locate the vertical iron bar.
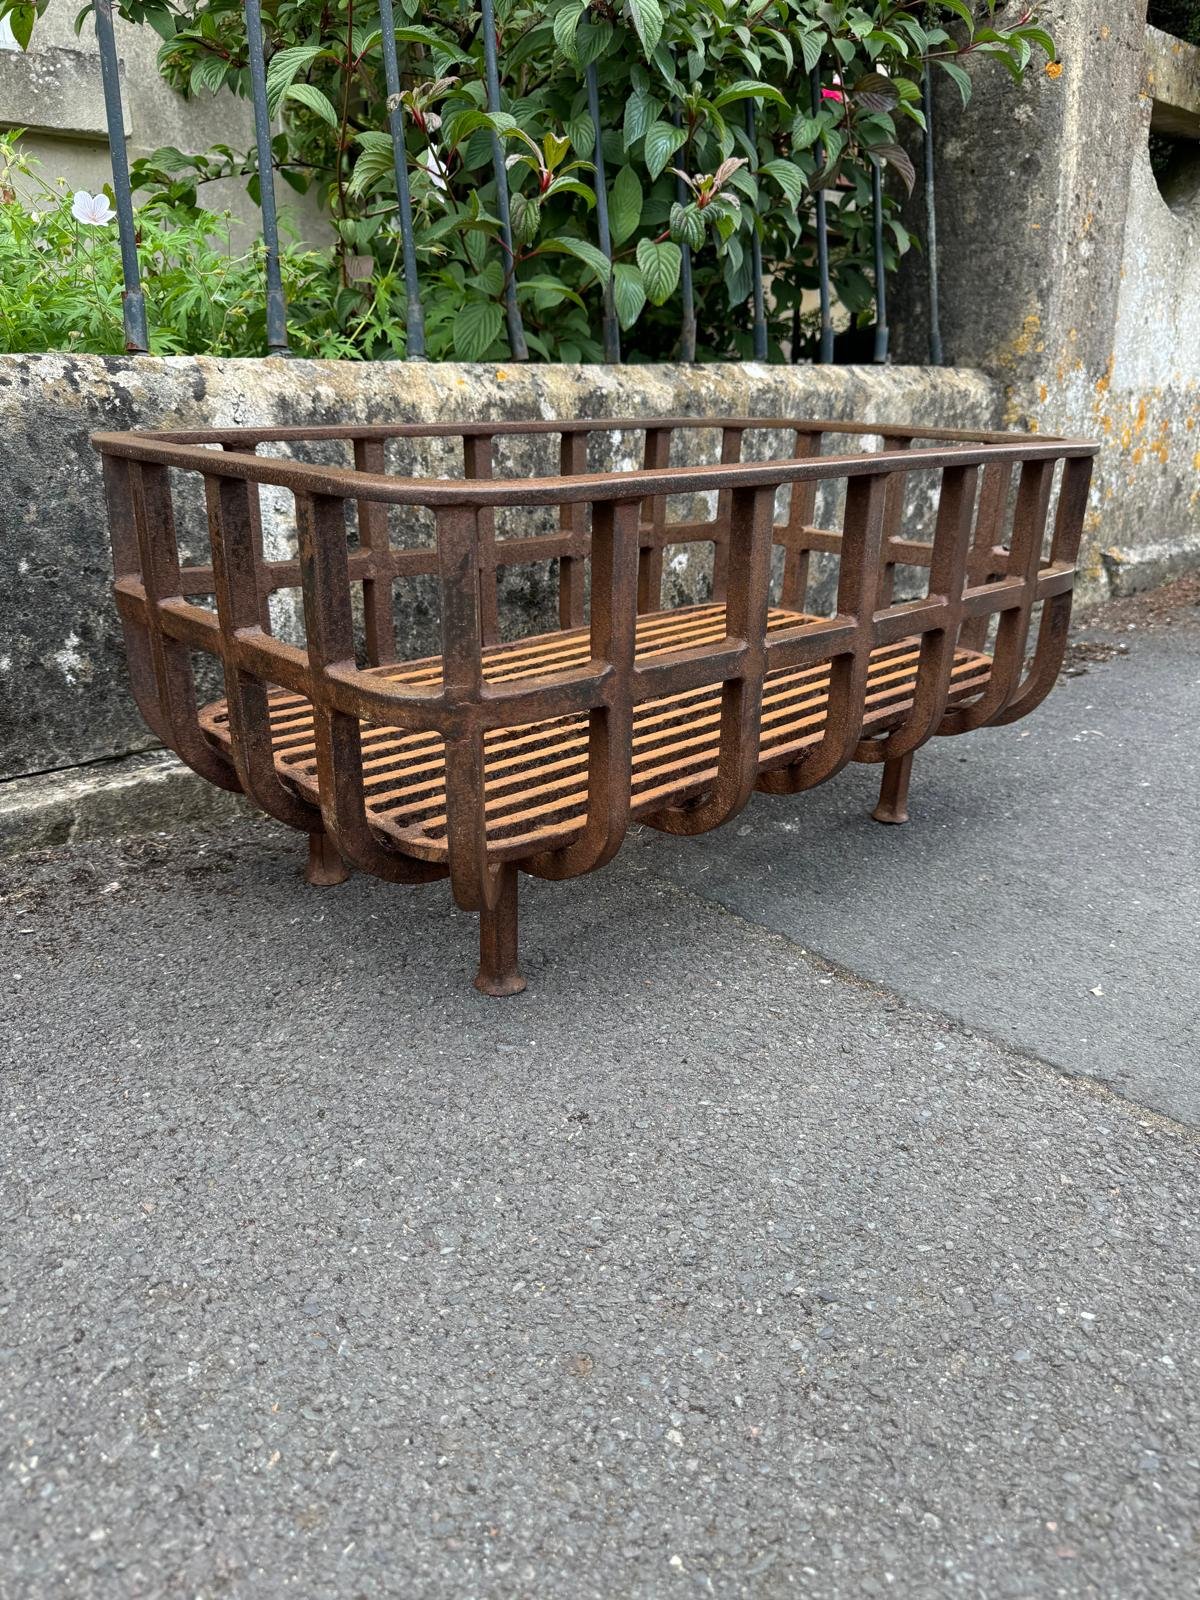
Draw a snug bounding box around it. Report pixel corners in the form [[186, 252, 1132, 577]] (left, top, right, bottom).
[[93, 0, 148, 352], [923, 57, 943, 366], [244, 0, 289, 354], [673, 108, 696, 362], [586, 62, 620, 364], [480, 0, 528, 360], [745, 100, 767, 360], [871, 156, 889, 363], [809, 64, 834, 364], [377, 0, 426, 358]]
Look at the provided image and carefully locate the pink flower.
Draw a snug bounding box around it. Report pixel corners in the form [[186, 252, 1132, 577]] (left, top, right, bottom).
[[821, 88, 844, 103], [71, 191, 115, 227]]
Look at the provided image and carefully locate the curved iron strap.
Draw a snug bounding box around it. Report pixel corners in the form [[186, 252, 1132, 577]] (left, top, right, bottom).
[[205, 473, 324, 832], [938, 457, 1056, 735], [853, 462, 979, 766], [758, 472, 889, 795], [990, 456, 1094, 725], [524, 500, 640, 881], [646, 485, 776, 836], [124, 459, 243, 792], [295, 490, 447, 884]]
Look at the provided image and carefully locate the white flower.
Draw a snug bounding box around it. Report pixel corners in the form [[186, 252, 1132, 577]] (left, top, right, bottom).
[[418, 146, 449, 196], [71, 191, 115, 227]]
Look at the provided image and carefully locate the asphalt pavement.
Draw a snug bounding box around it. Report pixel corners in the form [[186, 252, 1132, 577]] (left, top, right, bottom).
[[2, 604, 1198, 1599]]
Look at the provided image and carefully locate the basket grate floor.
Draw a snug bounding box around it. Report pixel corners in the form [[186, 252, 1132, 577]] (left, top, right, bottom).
[[199, 603, 992, 861]]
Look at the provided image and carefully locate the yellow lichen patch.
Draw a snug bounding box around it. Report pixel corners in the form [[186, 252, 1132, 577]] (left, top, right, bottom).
[[1046, 60, 1063, 80], [1131, 447, 1144, 466], [1038, 384, 1049, 403], [1192, 450, 1200, 472], [1095, 355, 1115, 396]]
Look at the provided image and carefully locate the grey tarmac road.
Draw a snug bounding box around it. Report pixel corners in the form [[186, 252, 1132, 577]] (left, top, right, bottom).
[[1, 613, 1197, 1600]]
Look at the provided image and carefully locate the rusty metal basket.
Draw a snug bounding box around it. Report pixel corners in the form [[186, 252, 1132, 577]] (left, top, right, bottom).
[[92, 417, 1097, 995]]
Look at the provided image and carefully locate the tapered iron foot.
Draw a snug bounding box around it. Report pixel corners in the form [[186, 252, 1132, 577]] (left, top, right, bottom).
[[474, 862, 526, 997], [871, 751, 914, 826], [305, 831, 351, 886]]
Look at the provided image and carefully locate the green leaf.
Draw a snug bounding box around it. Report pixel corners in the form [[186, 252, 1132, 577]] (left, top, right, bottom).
[[937, 58, 973, 106], [546, 235, 612, 283], [609, 165, 643, 246], [286, 82, 339, 129], [7, 4, 35, 48], [642, 120, 687, 180], [612, 263, 646, 329], [392, 24, 470, 62], [626, 0, 663, 59], [713, 79, 789, 110], [669, 201, 705, 250], [453, 299, 504, 360], [761, 158, 805, 207], [636, 238, 681, 305], [553, 0, 586, 61], [623, 90, 660, 149], [264, 43, 326, 116], [510, 191, 541, 247], [798, 30, 823, 75]]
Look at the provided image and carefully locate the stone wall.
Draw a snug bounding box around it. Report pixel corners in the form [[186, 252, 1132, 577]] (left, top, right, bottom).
[[0, 6, 325, 244], [895, 1, 1200, 594], [0, 354, 1004, 781]]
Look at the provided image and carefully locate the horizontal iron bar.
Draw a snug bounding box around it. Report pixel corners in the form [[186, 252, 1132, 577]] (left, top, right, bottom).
[[97, 417, 1070, 448], [92, 435, 1099, 510]]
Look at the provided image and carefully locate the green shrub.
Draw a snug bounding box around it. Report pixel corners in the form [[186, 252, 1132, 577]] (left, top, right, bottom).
[[1, 1, 1054, 360]]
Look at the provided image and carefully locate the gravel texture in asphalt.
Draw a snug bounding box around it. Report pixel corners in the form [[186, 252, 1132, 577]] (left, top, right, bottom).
[[3, 795, 1199, 1597]]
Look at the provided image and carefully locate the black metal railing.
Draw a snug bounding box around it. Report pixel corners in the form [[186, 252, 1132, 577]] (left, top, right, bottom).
[[91, 0, 944, 367]]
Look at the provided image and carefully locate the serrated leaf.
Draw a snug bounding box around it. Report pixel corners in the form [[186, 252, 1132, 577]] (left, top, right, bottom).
[[852, 72, 899, 112], [636, 238, 681, 305], [265, 43, 325, 116], [762, 158, 805, 207], [286, 82, 339, 128], [609, 165, 643, 245], [453, 299, 504, 361], [392, 24, 469, 62], [873, 142, 916, 195], [546, 235, 612, 283], [612, 263, 647, 329], [798, 30, 822, 75], [623, 90, 659, 149], [642, 120, 687, 180], [713, 78, 789, 110], [626, 0, 663, 58], [669, 201, 705, 250], [553, 0, 586, 61]]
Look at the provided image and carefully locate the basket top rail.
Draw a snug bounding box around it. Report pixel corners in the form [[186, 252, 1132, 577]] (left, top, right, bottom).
[[91, 419, 1099, 511]]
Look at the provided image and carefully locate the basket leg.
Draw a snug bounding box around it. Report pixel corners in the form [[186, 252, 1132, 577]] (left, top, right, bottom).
[[474, 862, 527, 998], [305, 830, 352, 887], [872, 751, 914, 826]]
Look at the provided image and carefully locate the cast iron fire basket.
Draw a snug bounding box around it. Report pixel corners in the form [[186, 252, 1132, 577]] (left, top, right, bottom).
[[92, 417, 1097, 995]]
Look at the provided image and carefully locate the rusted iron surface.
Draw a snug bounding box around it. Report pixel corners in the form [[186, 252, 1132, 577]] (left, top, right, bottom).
[[92, 417, 1098, 995]]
